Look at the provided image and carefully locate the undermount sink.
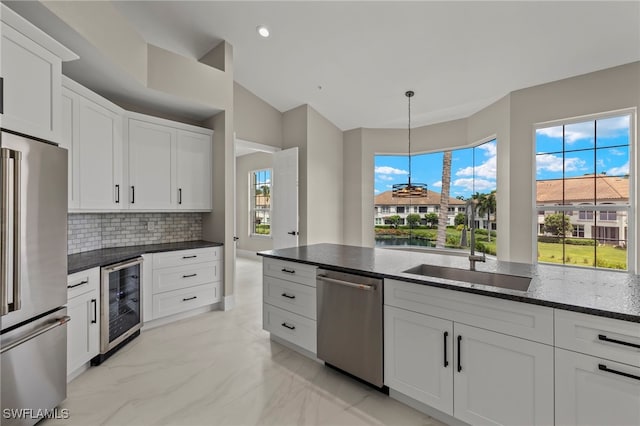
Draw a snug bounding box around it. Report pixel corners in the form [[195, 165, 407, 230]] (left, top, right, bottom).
[[403, 264, 531, 292]]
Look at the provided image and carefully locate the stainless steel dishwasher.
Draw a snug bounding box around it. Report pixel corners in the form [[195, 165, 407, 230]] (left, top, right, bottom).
[[316, 269, 383, 388]]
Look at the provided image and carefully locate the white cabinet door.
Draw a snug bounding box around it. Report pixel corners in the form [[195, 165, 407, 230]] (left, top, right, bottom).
[[78, 98, 123, 210], [60, 89, 79, 209], [128, 119, 176, 209], [67, 290, 99, 375], [0, 24, 62, 142], [453, 323, 554, 426], [176, 130, 211, 210], [555, 348, 640, 426], [384, 306, 454, 415]]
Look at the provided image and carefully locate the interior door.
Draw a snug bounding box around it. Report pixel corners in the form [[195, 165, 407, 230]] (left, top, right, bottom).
[[272, 147, 299, 249]]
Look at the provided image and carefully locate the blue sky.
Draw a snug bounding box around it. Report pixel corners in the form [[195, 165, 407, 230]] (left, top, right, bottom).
[[535, 115, 630, 180], [374, 140, 497, 199]]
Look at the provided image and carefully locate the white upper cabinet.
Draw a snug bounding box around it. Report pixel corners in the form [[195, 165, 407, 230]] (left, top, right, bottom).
[[127, 113, 212, 212], [62, 78, 124, 212], [0, 4, 77, 142], [78, 97, 123, 210], [176, 130, 212, 210], [128, 119, 176, 209]]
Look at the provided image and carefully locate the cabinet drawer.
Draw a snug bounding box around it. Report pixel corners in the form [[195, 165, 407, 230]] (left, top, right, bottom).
[[385, 279, 554, 344], [263, 303, 316, 354], [263, 258, 317, 287], [152, 282, 217, 319], [153, 247, 220, 269], [67, 267, 100, 300], [263, 276, 316, 320], [555, 309, 640, 367], [152, 261, 220, 294]]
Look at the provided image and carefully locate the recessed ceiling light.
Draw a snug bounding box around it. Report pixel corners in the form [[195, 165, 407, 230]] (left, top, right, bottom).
[[256, 25, 270, 38]]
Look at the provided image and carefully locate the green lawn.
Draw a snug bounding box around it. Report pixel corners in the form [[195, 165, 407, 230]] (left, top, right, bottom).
[[537, 242, 627, 270], [255, 224, 270, 235]]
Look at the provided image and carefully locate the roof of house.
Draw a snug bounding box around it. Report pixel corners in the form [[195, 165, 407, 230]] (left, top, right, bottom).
[[536, 174, 629, 204], [374, 190, 466, 206]]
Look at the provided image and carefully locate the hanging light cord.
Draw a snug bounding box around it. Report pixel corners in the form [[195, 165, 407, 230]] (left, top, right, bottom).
[[408, 92, 411, 185]]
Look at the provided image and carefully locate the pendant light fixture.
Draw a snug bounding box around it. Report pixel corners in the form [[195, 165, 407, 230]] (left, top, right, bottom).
[[392, 90, 428, 198]]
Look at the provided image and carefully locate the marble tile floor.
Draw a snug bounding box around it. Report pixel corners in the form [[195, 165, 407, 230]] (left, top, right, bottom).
[[45, 255, 447, 426]]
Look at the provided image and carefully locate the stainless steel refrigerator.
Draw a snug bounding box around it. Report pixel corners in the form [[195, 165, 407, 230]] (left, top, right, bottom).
[[1, 130, 69, 426]]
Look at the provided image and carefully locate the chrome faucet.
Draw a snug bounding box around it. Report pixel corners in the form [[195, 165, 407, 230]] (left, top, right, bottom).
[[466, 198, 486, 271]]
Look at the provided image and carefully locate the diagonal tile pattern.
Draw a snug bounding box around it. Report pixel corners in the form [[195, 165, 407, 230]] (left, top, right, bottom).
[[45, 255, 446, 426]]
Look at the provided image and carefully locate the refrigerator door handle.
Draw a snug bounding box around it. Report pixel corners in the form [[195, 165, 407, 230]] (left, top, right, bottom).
[[1, 148, 23, 314], [0, 316, 70, 354], [11, 149, 21, 312], [1, 148, 9, 315]]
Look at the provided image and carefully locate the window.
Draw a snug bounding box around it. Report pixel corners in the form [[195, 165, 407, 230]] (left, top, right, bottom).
[[396, 206, 405, 214], [572, 225, 585, 238], [250, 169, 271, 236], [374, 139, 497, 254], [535, 112, 631, 270]]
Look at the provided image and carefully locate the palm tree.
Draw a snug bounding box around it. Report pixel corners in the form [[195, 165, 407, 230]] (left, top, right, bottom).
[[436, 151, 452, 248], [261, 185, 270, 202], [475, 191, 496, 242]]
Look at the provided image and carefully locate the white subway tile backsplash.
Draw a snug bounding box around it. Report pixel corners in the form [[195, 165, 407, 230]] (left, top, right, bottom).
[[68, 213, 203, 254]]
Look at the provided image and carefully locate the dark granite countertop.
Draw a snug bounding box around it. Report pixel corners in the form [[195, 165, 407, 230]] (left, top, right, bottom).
[[68, 240, 223, 274], [258, 243, 640, 323]]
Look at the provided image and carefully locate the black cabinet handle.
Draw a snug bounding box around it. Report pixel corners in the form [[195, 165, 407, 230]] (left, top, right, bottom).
[[281, 322, 295, 330], [457, 335, 462, 372], [182, 273, 197, 278], [91, 299, 97, 324], [67, 280, 89, 289], [598, 364, 640, 381], [444, 331, 449, 367], [183, 255, 197, 259], [178, 188, 182, 205], [131, 186, 135, 204], [182, 296, 197, 301], [115, 184, 120, 203], [281, 293, 296, 299], [287, 231, 298, 236], [598, 334, 640, 349], [281, 268, 295, 274]]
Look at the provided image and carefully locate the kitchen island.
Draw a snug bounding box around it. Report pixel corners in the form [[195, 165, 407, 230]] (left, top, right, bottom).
[[258, 243, 640, 426]]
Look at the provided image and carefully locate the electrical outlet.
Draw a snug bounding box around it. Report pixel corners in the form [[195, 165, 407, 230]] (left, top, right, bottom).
[[147, 221, 155, 231]]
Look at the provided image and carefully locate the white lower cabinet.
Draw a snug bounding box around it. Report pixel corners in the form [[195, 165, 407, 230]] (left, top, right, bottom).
[[385, 306, 454, 414], [454, 323, 554, 426], [66, 268, 100, 378], [147, 247, 223, 322], [384, 278, 554, 426], [555, 348, 640, 426]]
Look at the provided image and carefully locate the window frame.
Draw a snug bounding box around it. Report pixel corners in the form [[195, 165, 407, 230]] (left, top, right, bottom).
[[249, 168, 272, 238], [532, 108, 636, 271]]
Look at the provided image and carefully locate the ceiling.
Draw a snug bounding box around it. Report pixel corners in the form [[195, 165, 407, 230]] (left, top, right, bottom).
[[7, 1, 640, 130]]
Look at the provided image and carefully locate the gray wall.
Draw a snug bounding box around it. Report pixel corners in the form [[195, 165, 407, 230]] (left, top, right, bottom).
[[343, 61, 640, 269], [307, 106, 344, 244], [236, 152, 274, 253], [234, 82, 283, 148]]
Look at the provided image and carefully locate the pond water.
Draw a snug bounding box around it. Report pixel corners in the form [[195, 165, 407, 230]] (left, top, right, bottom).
[[375, 236, 435, 247]]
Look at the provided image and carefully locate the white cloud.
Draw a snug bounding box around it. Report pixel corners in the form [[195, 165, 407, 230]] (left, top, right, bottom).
[[374, 189, 381, 194], [456, 154, 496, 179], [432, 181, 442, 188], [378, 175, 395, 181], [597, 115, 630, 138], [453, 178, 496, 192], [375, 166, 408, 175], [477, 141, 496, 157], [597, 159, 606, 169], [536, 154, 585, 173], [536, 123, 593, 145], [608, 161, 629, 176], [386, 184, 393, 188]]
